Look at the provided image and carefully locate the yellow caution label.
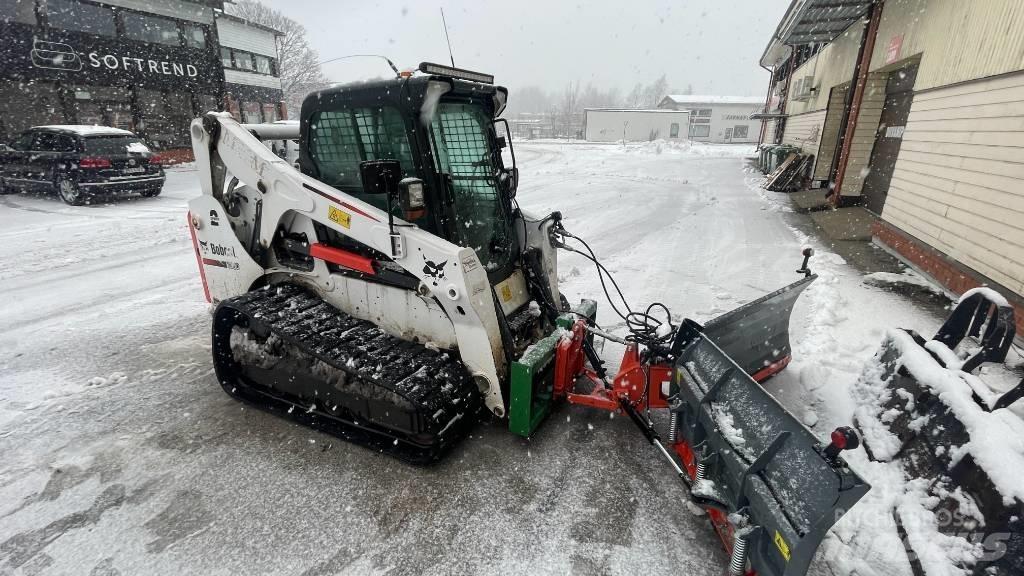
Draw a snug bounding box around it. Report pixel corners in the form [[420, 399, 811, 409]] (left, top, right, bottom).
[[774, 530, 791, 562], [500, 284, 513, 302], [328, 206, 351, 229]]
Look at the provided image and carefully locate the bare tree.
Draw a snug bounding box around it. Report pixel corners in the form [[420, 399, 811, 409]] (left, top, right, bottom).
[[559, 81, 581, 138], [225, 1, 328, 116], [642, 74, 669, 108]]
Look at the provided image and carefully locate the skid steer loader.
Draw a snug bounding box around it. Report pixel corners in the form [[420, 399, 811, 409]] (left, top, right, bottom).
[[188, 62, 868, 576]]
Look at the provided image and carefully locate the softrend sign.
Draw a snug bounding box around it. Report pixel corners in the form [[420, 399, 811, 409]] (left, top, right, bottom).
[[31, 38, 198, 78], [87, 53, 198, 77]]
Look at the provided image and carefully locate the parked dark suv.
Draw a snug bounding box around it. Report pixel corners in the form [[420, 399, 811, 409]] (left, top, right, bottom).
[[0, 125, 166, 205]]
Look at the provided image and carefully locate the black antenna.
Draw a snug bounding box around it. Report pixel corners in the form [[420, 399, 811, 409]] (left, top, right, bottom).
[[319, 54, 400, 78], [440, 8, 455, 67]]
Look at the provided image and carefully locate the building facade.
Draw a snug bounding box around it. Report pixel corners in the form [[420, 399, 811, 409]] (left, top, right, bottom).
[[0, 0, 284, 162], [583, 108, 690, 143], [217, 12, 283, 124], [657, 95, 763, 143], [758, 0, 1024, 333]]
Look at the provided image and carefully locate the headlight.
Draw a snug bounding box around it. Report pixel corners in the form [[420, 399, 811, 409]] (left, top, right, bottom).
[[398, 177, 426, 213]]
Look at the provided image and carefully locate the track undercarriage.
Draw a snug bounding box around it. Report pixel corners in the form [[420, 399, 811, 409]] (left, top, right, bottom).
[[212, 283, 482, 463]]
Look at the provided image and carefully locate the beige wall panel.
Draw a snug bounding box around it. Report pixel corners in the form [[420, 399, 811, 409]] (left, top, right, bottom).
[[870, 0, 1024, 91], [880, 73, 1024, 295]]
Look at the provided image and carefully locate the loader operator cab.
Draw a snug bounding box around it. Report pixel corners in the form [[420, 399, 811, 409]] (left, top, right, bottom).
[[300, 63, 519, 280]]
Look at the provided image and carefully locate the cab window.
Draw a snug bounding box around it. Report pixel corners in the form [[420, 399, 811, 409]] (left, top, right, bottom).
[[308, 106, 416, 210]]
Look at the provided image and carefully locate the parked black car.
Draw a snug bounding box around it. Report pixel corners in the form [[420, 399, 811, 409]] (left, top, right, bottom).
[[0, 125, 166, 205]]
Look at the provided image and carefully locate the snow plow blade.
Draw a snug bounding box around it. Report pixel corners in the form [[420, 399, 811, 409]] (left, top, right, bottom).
[[853, 289, 1022, 575], [671, 319, 869, 576], [702, 273, 816, 381]]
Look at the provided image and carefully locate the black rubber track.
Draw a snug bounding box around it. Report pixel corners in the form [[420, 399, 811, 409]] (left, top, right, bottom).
[[211, 283, 482, 463]]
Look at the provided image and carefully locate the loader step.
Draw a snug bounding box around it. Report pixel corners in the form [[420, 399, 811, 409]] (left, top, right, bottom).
[[211, 283, 482, 463]]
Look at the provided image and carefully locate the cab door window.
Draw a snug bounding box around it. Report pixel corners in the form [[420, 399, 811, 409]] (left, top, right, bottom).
[[429, 102, 513, 271]]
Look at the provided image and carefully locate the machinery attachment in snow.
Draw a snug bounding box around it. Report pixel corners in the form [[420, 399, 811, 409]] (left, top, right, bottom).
[[670, 320, 869, 576], [508, 249, 869, 576], [702, 267, 816, 381], [854, 287, 1023, 575]]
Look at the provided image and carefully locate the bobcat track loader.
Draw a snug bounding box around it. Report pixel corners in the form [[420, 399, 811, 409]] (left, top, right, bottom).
[[188, 62, 868, 576]]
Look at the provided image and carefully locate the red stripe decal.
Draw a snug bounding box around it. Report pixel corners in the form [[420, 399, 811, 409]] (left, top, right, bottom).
[[309, 243, 376, 275], [751, 355, 791, 383], [187, 212, 212, 303], [302, 183, 381, 223], [202, 258, 229, 268], [339, 201, 380, 222], [302, 182, 341, 204]]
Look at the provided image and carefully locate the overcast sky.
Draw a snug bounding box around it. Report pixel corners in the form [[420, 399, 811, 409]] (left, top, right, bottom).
[[260, 0, 790, 98]]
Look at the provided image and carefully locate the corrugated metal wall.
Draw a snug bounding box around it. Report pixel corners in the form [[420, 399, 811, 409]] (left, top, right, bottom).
[[224, 69, 282, 90], [217, 18, 278, 57], [870, 0, 1024, 91], [880, 70, 1024, 296], [781, 110, 827, 160]]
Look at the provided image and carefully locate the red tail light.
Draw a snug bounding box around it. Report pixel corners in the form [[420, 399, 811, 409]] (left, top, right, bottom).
[[148, 154, 163, 165], [79, 157, 111, 168]]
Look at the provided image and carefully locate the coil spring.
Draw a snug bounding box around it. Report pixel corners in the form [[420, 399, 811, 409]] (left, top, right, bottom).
[[668, 412, 678, 443], [729, 536, 749, 576], [694, 460, 707, 484]]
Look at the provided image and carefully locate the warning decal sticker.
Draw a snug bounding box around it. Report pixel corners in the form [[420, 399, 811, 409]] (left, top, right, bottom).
[[328, 206, 351, 229]]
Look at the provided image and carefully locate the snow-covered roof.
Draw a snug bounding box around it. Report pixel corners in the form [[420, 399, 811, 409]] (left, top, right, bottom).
[[662, 95, 764, 105], [34, 125, 136, 136]]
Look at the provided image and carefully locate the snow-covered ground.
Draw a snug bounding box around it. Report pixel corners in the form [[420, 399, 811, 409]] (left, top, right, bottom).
[[0, 141, 1002, 575]]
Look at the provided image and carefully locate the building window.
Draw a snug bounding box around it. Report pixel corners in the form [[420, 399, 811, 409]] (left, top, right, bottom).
[[241, 101, 261, 123], [261, 103, 278, 122], [220, 48, 233, 69], [234, 51, 255, 71], [123, 12, 180, 46], [183, 24, 206, 49], [195, 94, 220, 115], [669, 123, 680, 138], [733, 125, 749, 139], [254, 54, 272, 75], [2, 0, 37, 24], [689, 124, 710, 138], [692, 109, 713, 118], [46, 0, 116, 36]]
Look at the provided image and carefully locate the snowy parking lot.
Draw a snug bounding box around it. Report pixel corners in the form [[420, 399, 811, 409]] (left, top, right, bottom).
[[0, 141, 960, 575]]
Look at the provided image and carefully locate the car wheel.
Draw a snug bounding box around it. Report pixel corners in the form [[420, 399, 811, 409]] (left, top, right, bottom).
[[140, 186, 162, 198], [57, 177, 85, 206]]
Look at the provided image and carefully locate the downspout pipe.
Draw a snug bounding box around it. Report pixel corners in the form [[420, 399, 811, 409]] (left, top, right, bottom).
[[830, 0, 884, 206], [757, 63, 774, 148]]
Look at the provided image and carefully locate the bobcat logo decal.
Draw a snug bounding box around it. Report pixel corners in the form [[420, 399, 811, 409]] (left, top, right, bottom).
[[422, 259, 447, 285]]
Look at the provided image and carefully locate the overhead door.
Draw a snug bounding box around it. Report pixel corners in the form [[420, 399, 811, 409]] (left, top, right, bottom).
[[862, 63, 919, 214]]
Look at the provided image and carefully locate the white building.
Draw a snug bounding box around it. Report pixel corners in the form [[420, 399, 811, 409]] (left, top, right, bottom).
[[216, 12, 284, 122], [583, 108, 690, 143], [657, 95, 763, 143]]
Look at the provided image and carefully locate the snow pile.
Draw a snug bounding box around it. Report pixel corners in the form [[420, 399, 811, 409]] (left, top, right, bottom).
[[624, 138, 692, 155], [618, 139, 755, 158], [863, 270, 944, 295]]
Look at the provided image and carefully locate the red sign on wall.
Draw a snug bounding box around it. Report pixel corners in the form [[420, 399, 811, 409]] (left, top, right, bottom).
[[886, 34, 904, 65]]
